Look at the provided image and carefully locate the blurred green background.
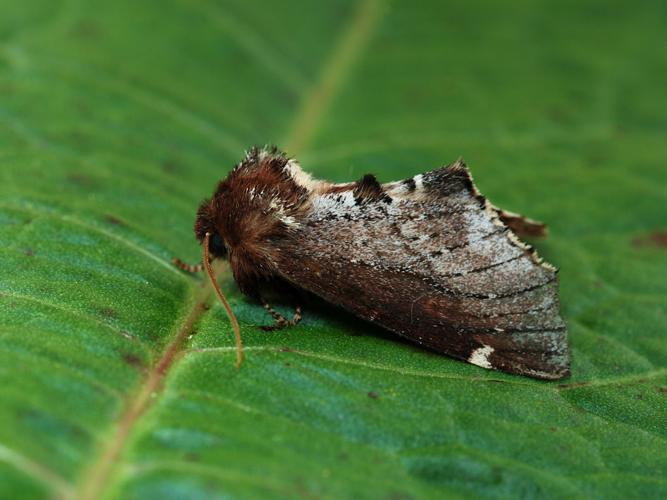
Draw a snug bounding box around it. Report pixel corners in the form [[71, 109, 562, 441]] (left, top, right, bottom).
[[0, 1, 665, 499]]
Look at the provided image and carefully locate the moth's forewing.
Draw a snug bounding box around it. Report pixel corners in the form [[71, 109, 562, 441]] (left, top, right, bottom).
[[271, 163, 569, 379]]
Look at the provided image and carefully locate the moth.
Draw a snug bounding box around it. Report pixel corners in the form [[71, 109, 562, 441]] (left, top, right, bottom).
[[175, 146, 569, 380]]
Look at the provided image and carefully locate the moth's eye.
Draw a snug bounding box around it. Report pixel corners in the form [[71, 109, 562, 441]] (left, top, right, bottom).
[[209, 233, 227, 257]]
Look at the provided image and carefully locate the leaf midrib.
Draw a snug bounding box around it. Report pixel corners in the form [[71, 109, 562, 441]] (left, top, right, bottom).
[[73, 1, 385, 498]]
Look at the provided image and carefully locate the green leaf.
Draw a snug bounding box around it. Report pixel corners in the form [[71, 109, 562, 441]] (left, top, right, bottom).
[[1, 1, 665, 499]]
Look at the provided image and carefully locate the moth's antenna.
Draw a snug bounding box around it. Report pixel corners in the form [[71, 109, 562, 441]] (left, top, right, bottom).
[[203, 232, 244, 368]]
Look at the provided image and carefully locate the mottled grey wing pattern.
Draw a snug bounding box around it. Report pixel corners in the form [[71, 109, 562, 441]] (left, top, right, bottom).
[[271, 164, 569, 379]]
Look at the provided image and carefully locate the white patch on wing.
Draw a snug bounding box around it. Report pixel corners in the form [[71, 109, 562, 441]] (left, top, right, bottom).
[[468, 345, 495, 369], [311, 191, 357, 217], [340, 191, 357, 207], [413, 174, 424, 190]]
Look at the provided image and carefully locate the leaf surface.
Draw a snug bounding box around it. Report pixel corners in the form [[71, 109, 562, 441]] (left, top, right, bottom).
[[0, 1, 665, 499]]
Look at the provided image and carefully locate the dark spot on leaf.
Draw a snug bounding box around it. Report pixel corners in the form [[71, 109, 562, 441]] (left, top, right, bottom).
[[122, 352, 144, 369], [368, 391, 379, 399], [184, 452, 200, 462], [23, 247, 34, 257], [586, 148, 609, 167], [104, 214, 125, 226], [634, 393, 644, 400], [547, 106, 570, 124], [66, 172, 96, 188], [632, 231, 667, 248], [279, 346, 294, 352], [70, 19, 101, 39], [99, 307, 117, 319], [162, 158, 184, 173], [658, 387, 667, 394], [76, 101, 91, 116]]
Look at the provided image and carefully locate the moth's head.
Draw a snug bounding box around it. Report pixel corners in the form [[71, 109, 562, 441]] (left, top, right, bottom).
[[193, 145, 294, 260], [194, 197, 228, 259]]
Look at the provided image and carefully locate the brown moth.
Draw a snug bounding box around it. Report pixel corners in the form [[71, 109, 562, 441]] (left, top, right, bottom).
[[178, 146, 569, 380]]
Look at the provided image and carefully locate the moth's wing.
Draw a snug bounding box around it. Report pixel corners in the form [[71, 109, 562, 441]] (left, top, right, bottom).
[[271, 162, 569, 379], [496, 209, 547, 238]]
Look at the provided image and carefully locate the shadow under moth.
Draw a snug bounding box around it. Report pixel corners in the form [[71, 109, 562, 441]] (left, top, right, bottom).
[[175, 146, 569, 380]]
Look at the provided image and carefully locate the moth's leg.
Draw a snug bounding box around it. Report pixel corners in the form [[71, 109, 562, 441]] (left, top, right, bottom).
[[259, 301, 302, 331], [497, 209, 547, 238], [172, 257, 204, 273]]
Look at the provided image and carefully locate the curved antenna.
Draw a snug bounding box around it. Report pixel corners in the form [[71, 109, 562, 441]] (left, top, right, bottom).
[[203, 232, 244, 367]]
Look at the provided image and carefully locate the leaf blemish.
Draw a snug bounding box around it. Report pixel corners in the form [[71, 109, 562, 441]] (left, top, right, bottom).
[[104, 214, 125, 226], [632, 231, 667, 249], [98, 307, 118, 319], [162, 159, 184, 173], [71, 19, 101, 39], [66, 172, 96, 188], [122, 352, 145, 369]]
